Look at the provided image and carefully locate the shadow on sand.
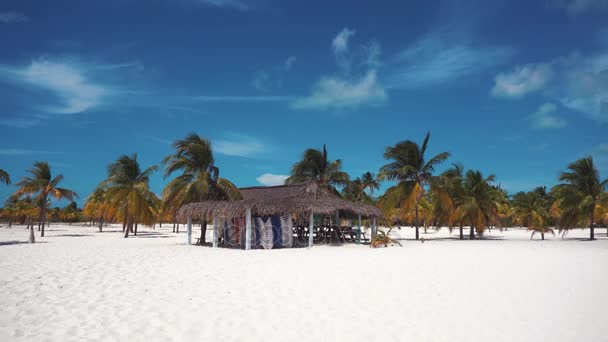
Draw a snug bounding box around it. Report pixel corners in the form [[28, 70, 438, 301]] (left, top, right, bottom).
[[133, 232, 172, 239], [0, 241, 48, 246]]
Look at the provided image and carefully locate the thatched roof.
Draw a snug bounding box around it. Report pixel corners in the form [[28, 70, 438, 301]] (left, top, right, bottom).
[[178, 181, 382, 221]]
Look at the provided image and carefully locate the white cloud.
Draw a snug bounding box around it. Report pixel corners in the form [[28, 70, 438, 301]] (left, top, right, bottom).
[[363, 40, 382, 68], [284, 56, 296, 70], [0, 60, 107, 114], [0, 148, 61, 155], [386, 1, 515, 89], [529, 102, 567, 129], [295, 29, 387, 111], [292, 70, 387, 111], [252, 70, 270, 92], [491, 63, 553, 98], [332, 28, 356, 73], [215, 136, 266, 157], [256, 173, 288, 186], [0, 11, 29, 24], [493, 51, 608, 122], [332, 28, 356, 56], [0, 117, 40, 128], [390, 40, 513, 89], [190, 95, 293, 102], [555, 53, 608, 122], [198, 0, 249, 10], [549, 0, 608, 14]]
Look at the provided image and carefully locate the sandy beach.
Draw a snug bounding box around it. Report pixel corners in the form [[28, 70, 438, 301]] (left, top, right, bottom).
[[0, 224, 606, 342]]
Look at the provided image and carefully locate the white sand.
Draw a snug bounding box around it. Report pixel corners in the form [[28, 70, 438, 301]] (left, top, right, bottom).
[[0, 224, 607, 342]]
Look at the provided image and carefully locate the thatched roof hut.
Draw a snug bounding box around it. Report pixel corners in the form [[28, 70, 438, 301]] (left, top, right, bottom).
[[178, 181, 382, 221]]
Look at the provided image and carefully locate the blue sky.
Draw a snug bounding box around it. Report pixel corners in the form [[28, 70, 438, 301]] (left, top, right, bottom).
[[1, 0, 607, 206]]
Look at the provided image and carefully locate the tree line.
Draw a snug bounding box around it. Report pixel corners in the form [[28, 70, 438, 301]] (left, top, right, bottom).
[[1, 131, 606, 243]]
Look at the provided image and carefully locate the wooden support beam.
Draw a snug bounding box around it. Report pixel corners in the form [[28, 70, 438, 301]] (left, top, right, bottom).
[[357, 213, 362, 245], [212, 216, 218, 248], [187, 215, 192, 245], [245, 208, 252, 250], [308, 211, 314, 248]]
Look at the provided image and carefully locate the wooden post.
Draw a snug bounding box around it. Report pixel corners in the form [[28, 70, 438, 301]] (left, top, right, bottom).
[[187, 215, 192, 245], [212, 216, 218, 248], [370, 216, 376, 248], [245, 208, 252, 250], [308, 211, 314, 248], [357, 213, 362, 245]]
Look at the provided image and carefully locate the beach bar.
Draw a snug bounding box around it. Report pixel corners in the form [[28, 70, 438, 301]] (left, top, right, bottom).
[[178, 181, 383, 249]]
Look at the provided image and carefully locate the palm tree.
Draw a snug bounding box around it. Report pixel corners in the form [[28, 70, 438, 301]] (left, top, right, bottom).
[[511, 187, 553, 240], [0, 168, 10, 184], [379, 132, 450, 240], [342, 178, 373, 204], [430, 163, 466, 239], [14, 162, 78, 237], [104, 154, 159, 238], [84, 186, 116, 232], [453, 170, 506, 239], [361, 172, 380, 199], [61, 202, 81, 225], [6, 196, 38, 242], [285, 144, 350, 192], [553, 156, 607, 240], [163, 133, 241, 244]]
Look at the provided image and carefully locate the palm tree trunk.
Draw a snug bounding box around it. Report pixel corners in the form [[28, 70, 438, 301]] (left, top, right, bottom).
[[28, 219, 35, 243], [590, 208, 595, 241], [459, 224, 463, 240], [124, 216, 131, 238], [200, 220, 208, 244], [415, 199, 420, 240], [40, 202, 47, 237], [470, 225, 475, 240]]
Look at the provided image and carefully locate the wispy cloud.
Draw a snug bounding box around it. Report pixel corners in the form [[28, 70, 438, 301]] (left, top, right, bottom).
[[190, 95, 294, 102], [292, 70, 387, 111], [252, 70, 270, 92], [0, 117, 40, 128], [0, 148, 62, 155], [529, 102, 567, 129], [143, 135, 173, 145], [548, 0, 608, 14], [332, 28, 356, 56], [284, 56, 297, 71], [387, 2, 514, 89], [294, 28, 387, 111], [491, 63, 553, 98], [0, 11, 29, 24], [214, 134, 267, 157], [0, 59, 108, 114], [251, 56, 297, 92], [196, 0, 250, 10], [389, 40, 513, 88], [493, 51, 608, 122], [332, 28, 356, 72], [256, 173, 288, 186]]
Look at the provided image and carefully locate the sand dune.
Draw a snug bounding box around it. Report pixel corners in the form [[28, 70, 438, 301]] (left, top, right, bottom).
[[0, 224, 607, 341]]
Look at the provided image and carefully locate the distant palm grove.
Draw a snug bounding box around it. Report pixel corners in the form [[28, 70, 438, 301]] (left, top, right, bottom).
[[1, 132, 607, 243]]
